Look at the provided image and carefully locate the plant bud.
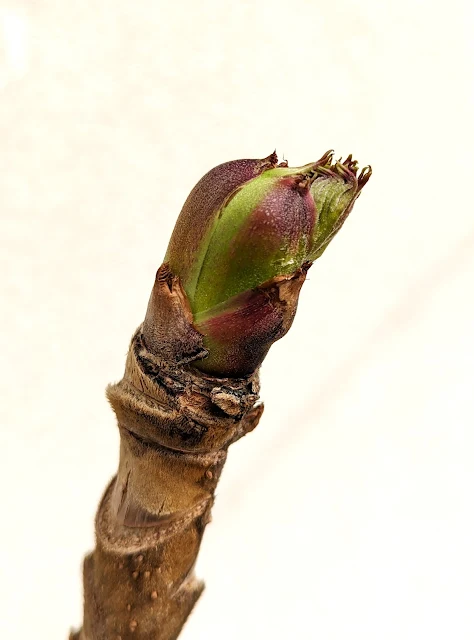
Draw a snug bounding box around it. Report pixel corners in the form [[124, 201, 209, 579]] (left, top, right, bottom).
[[146, 151, 371, 377]]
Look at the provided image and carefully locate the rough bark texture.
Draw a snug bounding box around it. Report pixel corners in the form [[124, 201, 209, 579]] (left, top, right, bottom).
[[70, 265, 267, 640]]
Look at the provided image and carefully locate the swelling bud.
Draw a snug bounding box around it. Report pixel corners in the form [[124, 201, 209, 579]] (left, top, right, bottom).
[[145, 151, 371, 377]]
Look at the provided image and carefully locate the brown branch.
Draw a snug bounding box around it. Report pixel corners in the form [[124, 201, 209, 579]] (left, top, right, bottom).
[[70, 269, 263, 640]]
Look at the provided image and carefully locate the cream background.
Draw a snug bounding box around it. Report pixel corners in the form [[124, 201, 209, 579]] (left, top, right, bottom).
[[1, 1, 473, 638]]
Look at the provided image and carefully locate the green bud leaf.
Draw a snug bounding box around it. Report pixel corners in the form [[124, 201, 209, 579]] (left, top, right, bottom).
[[192, 166, 317, 314], [165, 153, 278, 303], [308, 157, 372, 260]]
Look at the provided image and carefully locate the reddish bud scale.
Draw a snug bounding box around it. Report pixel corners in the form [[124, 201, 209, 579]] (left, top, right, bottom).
[[194, 267, 309, 376]]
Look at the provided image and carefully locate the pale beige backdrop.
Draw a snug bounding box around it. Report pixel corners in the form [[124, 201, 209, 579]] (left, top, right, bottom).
[[1, 1, 473, 639]]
